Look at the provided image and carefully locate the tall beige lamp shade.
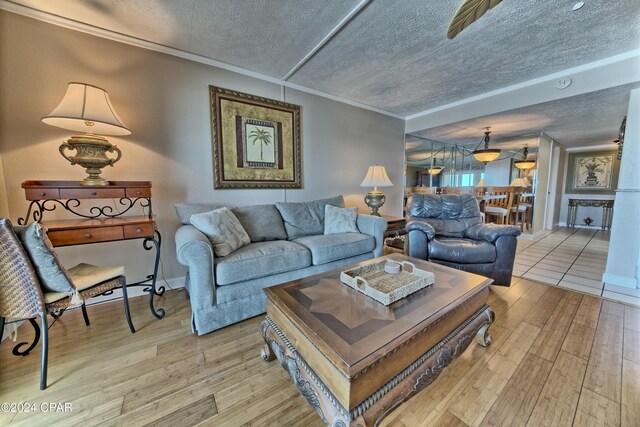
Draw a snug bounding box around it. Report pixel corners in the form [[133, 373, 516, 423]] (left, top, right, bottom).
[[42, 82, 131, 186], [360, 165, 393, 216], [510, 177, 526, 187]]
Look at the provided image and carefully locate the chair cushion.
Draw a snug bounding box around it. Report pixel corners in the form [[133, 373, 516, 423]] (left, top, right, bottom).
[[429, 237, 496, 264], [13, 222, 75, 293], [485, 206, 508, 216], [324, 205, 358, 234], [275, 195, 344, 240], [44, 263, 125, 304], [215, 241, 311, 285], [510, 205, 528, 212], [294, 233, 374, 265], [191, 207, 251, 257], [232, 205, 287, 242]]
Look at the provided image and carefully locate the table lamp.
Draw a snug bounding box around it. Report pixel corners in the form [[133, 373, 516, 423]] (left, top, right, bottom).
[[360, 165, 393, 216], [42, 82, 131, 186], [510, 177, 527, 187]]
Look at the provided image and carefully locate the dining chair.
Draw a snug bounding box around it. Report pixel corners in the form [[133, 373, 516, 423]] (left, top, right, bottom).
[[483, 187, 514, 225], [0, 218, 135, 389]]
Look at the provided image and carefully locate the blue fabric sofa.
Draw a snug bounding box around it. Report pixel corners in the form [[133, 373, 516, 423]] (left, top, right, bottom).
[[174, 196, 387, 335]]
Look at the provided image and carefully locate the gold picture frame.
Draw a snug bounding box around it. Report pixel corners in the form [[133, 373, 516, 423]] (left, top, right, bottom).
[[209, 86, 302, 189]]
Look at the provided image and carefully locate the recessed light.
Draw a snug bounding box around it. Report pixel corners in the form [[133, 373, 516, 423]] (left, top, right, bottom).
[[573, 2, 585, 11]]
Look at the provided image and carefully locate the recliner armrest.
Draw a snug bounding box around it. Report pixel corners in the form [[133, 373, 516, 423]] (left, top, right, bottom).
[[465, 223, 521, 243], [406, 218, 436, 240]]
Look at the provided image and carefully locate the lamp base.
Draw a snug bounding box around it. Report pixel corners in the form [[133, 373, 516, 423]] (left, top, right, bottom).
[[364, 189, 386, 216], [59, 135, 122, 186]]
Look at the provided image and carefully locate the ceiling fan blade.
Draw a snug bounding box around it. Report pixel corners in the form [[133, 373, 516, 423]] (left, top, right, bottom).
[[447, 0, 504, 39]]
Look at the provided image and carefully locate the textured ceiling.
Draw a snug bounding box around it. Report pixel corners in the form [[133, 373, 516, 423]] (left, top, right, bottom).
[[5, 0, 639, 148], [8, 0, 363, 78], [408, 83, 638, 148], [289, 0, 640, 115]]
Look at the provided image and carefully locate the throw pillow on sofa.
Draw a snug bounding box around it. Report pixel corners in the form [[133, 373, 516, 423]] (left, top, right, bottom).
[[232, 205, 287, 242], [191, 207, 250, 257], [276, 195, 344, 240], [324, 205, 358, 234]]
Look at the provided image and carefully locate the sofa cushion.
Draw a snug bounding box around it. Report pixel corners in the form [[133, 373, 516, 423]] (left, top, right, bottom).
[[276, 195, 344, 240], [215, 241, 311, 285], [324, 205, 358, 234], [174, 203, 229, 225], [429, 237, 496, 264], [294, 233, 374, 265], [232, 205, 287, 242], [191, 208, 250, 257]]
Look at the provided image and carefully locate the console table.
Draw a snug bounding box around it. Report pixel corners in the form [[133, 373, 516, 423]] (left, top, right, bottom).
[[19, 180, 165, 319], [566, 198, 614, 230]]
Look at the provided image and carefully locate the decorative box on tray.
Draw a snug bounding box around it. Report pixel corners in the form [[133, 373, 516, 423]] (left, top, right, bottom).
[[340, 259, 435, 305]]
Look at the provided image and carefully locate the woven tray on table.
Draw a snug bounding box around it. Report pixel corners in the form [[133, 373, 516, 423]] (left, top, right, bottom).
[[340, 260, 435, 305]]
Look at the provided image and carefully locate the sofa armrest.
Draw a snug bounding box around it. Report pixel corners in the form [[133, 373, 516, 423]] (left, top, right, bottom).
[[175, 225, 217, 307], [406, 218, 436, 240], [357, 214, 387, 257], [465, 223, 521, 243]]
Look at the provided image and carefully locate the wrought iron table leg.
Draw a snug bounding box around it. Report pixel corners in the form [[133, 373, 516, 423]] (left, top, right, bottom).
[[143, 231, 165, 319]]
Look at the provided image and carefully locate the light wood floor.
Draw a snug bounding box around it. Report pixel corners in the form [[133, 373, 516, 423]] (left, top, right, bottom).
[[1, 278, 638, 426]]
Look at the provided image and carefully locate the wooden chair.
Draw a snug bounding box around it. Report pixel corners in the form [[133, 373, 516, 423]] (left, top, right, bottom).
[[511, 190, 533, 231], [483, 187, 514, 225], [0, 218, 135, 389]]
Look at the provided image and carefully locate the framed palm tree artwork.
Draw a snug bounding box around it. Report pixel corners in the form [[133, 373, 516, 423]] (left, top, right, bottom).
[[565, 150, 620, 195], [209, 85, 302, 188]]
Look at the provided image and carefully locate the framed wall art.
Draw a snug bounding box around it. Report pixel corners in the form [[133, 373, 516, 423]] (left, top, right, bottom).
[[209, 86, 302, 189], [565, 150, 620, 195]]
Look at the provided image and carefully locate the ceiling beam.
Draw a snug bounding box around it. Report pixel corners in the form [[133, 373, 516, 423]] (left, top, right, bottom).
[[281, 0, 371, 81]]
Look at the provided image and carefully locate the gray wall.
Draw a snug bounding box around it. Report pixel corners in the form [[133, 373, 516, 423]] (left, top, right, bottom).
[[0, 11, 405, 282]]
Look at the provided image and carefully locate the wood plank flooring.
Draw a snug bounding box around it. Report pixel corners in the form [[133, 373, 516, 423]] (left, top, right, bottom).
[[0, 277, 638, 426]]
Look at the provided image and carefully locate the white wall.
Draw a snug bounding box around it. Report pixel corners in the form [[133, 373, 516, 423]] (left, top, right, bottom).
[[483, 158, 511, 186], [0, 11, 405, 281]]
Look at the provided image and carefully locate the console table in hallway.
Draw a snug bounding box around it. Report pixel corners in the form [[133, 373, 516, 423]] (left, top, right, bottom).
[[566, 198, 614, 229]]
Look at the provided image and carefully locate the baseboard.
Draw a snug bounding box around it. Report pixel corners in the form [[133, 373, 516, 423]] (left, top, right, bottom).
[[557, 222, 607, 230]]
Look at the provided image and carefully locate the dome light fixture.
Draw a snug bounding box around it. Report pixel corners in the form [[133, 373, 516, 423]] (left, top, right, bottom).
[[427, 158, 444, 175], [514, 145, 536, 170], [472, 128, 501, 164]]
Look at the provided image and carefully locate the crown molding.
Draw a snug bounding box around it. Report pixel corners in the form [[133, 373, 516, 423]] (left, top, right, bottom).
[[0, 0, 403, 120]]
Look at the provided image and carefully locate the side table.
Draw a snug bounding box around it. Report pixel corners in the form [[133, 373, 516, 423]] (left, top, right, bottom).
[[19, 180, 165, 319], [382, 215, 407, 254]]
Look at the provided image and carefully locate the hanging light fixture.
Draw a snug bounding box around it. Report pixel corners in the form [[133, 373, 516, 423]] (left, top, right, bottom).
[[514, 145, 536, 170], [472, 127, 501, 163], [427, 157, 444, 175]]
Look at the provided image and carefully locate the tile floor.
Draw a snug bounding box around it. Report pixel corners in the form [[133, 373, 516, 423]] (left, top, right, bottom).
[[514, 227, 611, 297]]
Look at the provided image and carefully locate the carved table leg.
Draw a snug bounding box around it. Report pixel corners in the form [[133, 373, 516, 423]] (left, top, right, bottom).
[[259, 319, 276, 362], [475, 307, 495, 347]]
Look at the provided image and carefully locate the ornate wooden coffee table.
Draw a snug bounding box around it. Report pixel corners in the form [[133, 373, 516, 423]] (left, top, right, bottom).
[[260, 253, 494, 426]]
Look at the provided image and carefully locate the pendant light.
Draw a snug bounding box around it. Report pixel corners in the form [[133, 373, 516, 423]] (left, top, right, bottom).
[[427, 158, 444, 175], [472, 128, 501, 164], [514, 145, 536, 170]]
